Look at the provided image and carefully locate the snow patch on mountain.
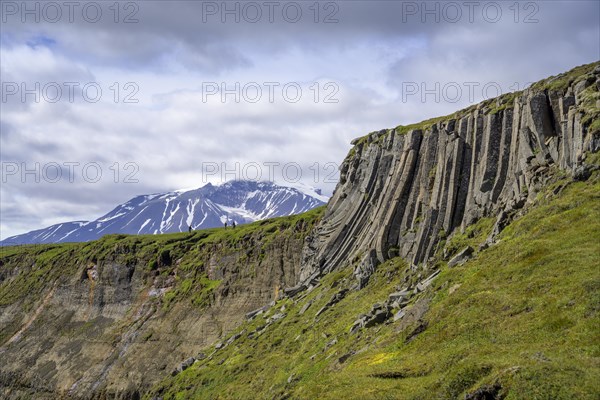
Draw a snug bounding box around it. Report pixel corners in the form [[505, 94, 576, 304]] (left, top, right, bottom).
[[1, 180, 328, 245]]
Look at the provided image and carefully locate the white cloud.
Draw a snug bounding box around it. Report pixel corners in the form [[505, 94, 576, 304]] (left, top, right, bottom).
[[1, 0, 599, 239]]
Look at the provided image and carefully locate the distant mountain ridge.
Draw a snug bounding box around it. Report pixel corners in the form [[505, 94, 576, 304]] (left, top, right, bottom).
[[1, 180, 327, 245]]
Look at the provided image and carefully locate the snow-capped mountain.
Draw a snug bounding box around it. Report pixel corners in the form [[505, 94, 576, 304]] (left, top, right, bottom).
[[1, 181, 328, 246]]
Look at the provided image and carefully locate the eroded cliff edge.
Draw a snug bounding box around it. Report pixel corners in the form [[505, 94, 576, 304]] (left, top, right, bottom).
[[294, 61, 599, 291], [0, 211, 321, 399]]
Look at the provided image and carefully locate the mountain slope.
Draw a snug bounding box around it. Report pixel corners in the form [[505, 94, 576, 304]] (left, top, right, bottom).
[[148, 163, 600, 399], [1, 180, 327, 245], [148, 61, 600, 398], [0, 208, 324, 399]]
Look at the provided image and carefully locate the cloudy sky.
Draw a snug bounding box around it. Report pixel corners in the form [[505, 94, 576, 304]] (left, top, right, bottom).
[[1, 0, 599, 239]]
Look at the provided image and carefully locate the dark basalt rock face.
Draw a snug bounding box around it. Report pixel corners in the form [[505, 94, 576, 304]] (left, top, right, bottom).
[[297, 64, 599, 288]]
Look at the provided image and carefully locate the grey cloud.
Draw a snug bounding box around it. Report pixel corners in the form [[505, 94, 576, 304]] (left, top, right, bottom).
[[1, 0, 598, 238], [4, 1, 544, 73]]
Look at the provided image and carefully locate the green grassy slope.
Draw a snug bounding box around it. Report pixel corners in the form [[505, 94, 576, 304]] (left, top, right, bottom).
[[147, 168, 600, 399]]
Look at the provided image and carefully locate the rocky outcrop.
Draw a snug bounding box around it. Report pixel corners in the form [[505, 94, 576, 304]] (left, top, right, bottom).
[[447, 246, 474, 267], [350, 303, 392, 333], [296, 62, 600, 288], [315, 288, 349, 317], [0, 215, 318, 399]]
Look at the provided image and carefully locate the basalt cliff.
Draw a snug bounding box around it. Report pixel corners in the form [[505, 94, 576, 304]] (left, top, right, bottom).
[[1, 62, 599, 399], [296, 62, 599, 290]]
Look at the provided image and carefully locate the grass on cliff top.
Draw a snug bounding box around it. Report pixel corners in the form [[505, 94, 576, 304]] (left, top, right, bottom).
[[0, 206, 325, 260], [0, 206, 326, 311], [148, 170, 600, 399], [531, 61, 599, 92]]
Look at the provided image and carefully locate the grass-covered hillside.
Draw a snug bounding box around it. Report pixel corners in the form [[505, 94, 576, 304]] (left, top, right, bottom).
[[147, 164, 600, 399]]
